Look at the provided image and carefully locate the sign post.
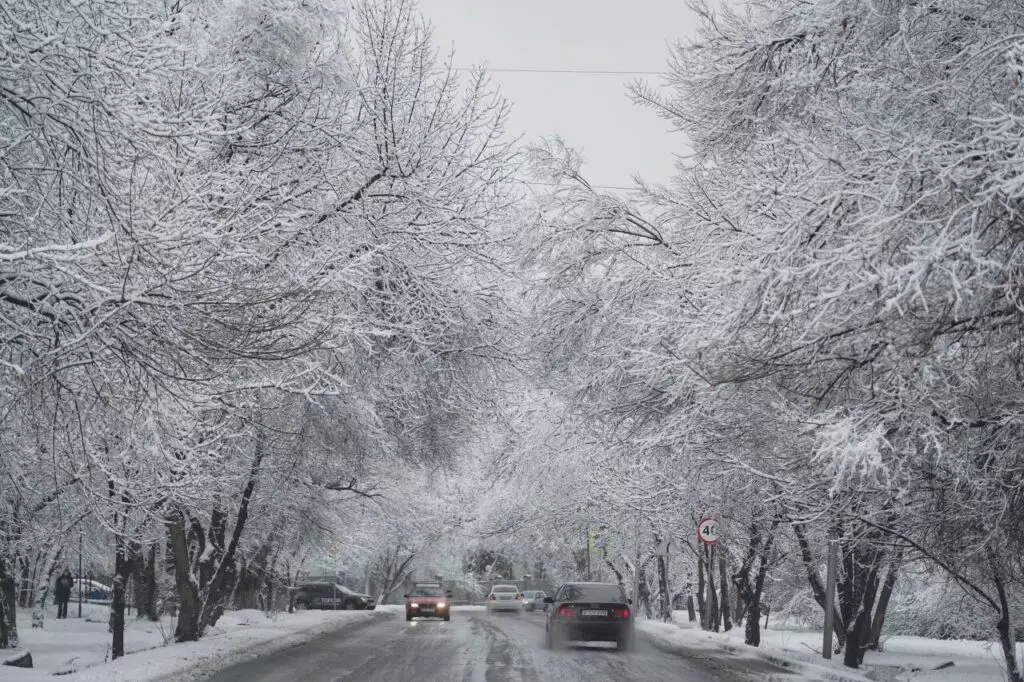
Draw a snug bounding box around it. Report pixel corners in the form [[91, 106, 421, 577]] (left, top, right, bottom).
[[697, 516, 719, 630]]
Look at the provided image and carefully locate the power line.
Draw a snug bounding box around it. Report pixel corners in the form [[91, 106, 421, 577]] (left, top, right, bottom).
[[452, 67, 665, 76]]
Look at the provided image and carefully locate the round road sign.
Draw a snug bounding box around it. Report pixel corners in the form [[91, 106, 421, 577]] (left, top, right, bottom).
[[697, 517, 720, 545]]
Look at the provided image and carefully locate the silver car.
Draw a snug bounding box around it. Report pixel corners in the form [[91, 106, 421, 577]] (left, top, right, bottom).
[[522, 590, 548, 612], [486, 584, 523, 613]]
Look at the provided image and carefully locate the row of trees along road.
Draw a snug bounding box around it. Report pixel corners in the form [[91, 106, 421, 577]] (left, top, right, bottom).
[[517, 0, 1024, 679], [0, 0, 519, 656]]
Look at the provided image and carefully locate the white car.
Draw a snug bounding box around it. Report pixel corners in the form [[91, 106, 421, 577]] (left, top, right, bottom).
[[486, 584, 523, 613]]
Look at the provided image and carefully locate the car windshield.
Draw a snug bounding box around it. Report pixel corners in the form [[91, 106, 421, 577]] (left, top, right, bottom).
[[559, 584, 626, 603], [411, 586, 445, 597]]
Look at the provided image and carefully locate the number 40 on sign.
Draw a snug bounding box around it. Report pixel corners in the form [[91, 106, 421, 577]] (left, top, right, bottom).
[[697, 517, 719, 545]]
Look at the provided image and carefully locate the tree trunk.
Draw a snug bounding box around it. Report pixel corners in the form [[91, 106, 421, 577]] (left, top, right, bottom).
[[867, 551, 901, 650], [706, 545, 719, 632], [604, 558, 625, 591], [17, 557, 31, 608], [264, 554, 277, 612], [637, 567, 654, 619], [138, 544, 159, 621], [129, 544, 144, 618], [719, 553, 732, 631], [199, 439, 266, 633], [0, 557, 18, 648], [656, 551, 672, 622], [199, 504, 227, 593], [991, 555, 1023, 682], [741, 531, 775, 647], [792, 523, 846, 647], [686, 592, 696, 622], [31, 547, 62, 629], [168, 512, 201, 642], [744, 594, 762, 647], [842, 553, 881, 668], [111, 536, 132, 659]]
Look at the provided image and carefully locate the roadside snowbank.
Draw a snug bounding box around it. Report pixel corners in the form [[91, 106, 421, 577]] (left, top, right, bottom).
[[3, 604, 385, 682], [638, 619, 871, 682], [639, 611, 1023, 682]]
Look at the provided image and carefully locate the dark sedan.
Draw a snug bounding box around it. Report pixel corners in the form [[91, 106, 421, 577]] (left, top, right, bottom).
[[292, 582, 376, 610], [544, 582, 635, 651]]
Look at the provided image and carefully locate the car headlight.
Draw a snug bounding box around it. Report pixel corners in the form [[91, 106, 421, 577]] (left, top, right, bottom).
[[410, 602, 419, 608], [437, 602, 446, 608]]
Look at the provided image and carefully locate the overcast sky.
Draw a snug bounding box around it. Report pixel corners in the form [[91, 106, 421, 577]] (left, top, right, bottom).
[[416, 0, 700, 189]]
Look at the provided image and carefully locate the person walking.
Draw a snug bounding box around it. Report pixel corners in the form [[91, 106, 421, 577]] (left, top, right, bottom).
[[55, 568, 74, 619]]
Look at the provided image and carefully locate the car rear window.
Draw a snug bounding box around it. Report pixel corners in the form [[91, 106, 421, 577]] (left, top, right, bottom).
[[492, 585, 517, 592], [300, 583, 331, 594], [560, 584, 626, 602]]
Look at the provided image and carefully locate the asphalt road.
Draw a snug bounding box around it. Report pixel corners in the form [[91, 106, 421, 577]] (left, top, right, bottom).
[[202, 608, 791, 682]]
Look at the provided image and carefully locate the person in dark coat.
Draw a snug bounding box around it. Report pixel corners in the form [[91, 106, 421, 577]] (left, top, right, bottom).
[[55, 569, 74, 619]]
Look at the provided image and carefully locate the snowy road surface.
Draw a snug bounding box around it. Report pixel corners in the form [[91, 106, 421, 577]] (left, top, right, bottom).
[[201, 609, 791, 681]]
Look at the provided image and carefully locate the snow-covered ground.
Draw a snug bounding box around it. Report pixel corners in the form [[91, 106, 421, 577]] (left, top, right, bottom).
[[3, 603, 384, 682], [637, 612, 1024, 682]]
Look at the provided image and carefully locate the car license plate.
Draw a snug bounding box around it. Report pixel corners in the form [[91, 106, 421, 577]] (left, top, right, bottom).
[[581, 609, 607, 616], [421, 606, 434, 612]]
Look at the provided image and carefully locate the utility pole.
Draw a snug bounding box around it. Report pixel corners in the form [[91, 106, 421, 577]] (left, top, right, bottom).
[[823, 540, 838, 659]]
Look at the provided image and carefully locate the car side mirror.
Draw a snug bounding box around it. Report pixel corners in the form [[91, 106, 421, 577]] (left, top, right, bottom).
[[627, 598, 633, 605], [543, 596, 554, 604], [403, 594, 408, 599], [446, 592, 453, 598]]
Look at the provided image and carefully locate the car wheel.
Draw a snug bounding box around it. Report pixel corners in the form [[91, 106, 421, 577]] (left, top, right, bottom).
[[443, 614, 450, 622], [618, 631, 635, 652], [545, 628, 561, 650], [405, 612, 412, 622], [295, 600, 309, 611]]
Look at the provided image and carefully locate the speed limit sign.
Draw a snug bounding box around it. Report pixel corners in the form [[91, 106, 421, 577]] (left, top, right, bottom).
[[697, 517, 719, 545]]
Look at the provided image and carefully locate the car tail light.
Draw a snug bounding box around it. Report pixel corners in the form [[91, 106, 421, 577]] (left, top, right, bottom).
[[488, 594, 496, 600], [514, 593, 522, 600], [614, 607, 631, 619], [557, 605, 575, 618]]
